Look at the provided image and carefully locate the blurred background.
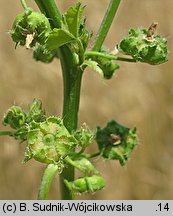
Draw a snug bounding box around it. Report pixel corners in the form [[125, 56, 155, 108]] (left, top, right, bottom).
[[0, 0, 173, 200]]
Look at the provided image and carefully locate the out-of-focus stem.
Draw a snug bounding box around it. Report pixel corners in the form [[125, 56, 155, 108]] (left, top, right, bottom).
[[92, 0, 121, 51], [0, 131, 14, 136]]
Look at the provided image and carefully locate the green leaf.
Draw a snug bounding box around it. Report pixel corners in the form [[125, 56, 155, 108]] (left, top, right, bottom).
[[62, 2, 85, 38], [46, 29, 75, 51], [82, 60, 104, 77]]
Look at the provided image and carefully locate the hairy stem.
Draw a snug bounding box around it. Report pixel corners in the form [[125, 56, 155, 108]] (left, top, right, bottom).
[[34, 0, 80, 200], [92, 0, 121, 51], [59, 47, 83, 199], [34, 0, 121, 200], [20, 0, 28, 10], [85, 51, 137, 62], [65, 156, 85, 174], [0, 131, 14, 136], [38, 164, 60, 200], [85, 152, 100, 159]]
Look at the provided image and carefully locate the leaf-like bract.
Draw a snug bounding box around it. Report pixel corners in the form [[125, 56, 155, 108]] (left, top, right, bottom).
[[63, 2, 85, 38], [46, 29, 75, 51]]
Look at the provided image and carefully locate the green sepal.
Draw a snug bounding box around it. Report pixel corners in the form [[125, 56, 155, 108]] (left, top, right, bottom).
[[96, 57, 119, 79], [118, 28, 168, 65], [13, 127, 28, 141], [81, 60, 104, 77], [64, 175, 105, 194], [95, 120, 138, 166], [26, 98, 46, 123], [78, 18, 92, 51], [10, 10, 51, 47], [2, 99, 46, 141], [74, 124, 94, 149], [46, 29, 75, 51], [85, 47, 120, 79], [33, 44, 58, 63], [3, 106, 26, 129]]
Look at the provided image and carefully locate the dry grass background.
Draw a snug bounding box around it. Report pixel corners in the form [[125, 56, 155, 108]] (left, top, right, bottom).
[[0, 0, 173, 199]]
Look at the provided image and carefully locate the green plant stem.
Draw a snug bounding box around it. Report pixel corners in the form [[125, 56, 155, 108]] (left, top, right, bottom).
[[0, 131, 14, 136], [34, 0, 121, 200], [92, 0, 121, 51], [85, 51, 137, 62], [34, 0, 80, 200], [34, 0, 61, 28], [38, 164, 60, 200], [20, 0, 28, 10], [65, 156, 85, 174], [59, 47, 83, 200], [85, 152, 100, 159]]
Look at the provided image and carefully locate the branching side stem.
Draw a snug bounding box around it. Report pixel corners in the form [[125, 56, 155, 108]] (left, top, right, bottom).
[[85, 51, 137, 62], [0, 131, 14, 136], [92, 0, 121, 51], [20, 0, 28, 10]]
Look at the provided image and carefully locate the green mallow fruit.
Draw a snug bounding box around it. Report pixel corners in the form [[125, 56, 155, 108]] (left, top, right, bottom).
[[64, 175, 105, 194], [10, 8, 51, 48], [24, 116, 77, 164], [118, 25, 168, 65], [96, 120, 138, 166]]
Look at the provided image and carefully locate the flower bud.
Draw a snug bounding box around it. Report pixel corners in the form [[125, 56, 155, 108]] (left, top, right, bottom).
[[90, 46, 120, 79], [3, 106, 26, 129], [74, 124, 94, 148], [33, 45, 57, 63], [25, 117, 77, 164], [99, 59, 119, 79], [26, 98, 46, 123], [64, 175, 105, 194]]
